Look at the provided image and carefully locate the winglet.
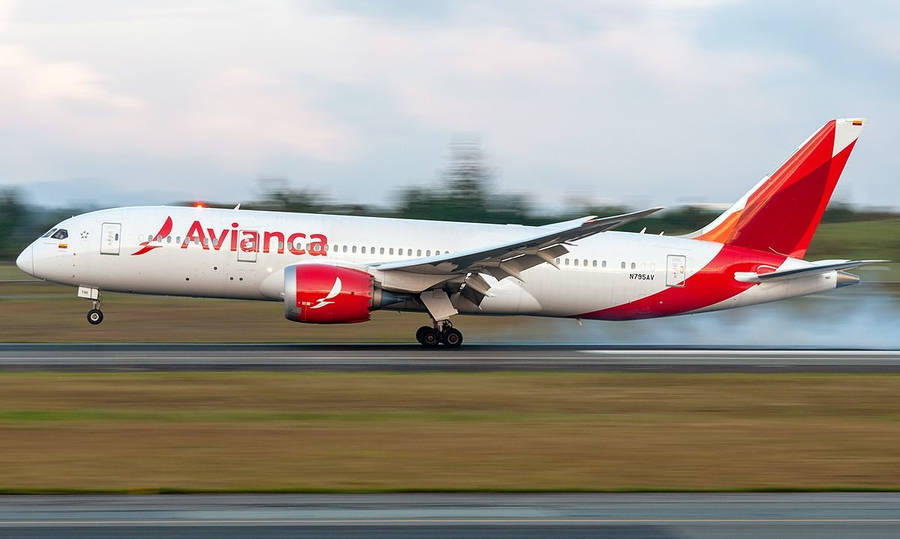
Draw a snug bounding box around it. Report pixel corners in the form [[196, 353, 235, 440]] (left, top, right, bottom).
[[587, 207, 664, 231]]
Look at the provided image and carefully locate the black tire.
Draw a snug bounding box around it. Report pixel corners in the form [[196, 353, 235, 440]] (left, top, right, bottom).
[[415, 326, 432, 345], [87, 309, 104, 325], [442, 328, 463, 348], [420, 328, 440, 347]]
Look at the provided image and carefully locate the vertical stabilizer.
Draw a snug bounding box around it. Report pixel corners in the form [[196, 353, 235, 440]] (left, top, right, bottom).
[[687, 118, 864, 258]]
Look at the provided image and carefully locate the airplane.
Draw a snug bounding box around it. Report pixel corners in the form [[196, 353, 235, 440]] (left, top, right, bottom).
[[15, 118, 884, 347]]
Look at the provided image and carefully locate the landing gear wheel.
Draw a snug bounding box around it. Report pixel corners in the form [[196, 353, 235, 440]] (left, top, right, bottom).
[[441, 328, 463, 348], [87, 309, 104, 325], [420, 328, 441, 348], [415, 326, 432, 345]]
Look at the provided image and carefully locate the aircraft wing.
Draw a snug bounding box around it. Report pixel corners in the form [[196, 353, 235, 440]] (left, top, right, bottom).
[[373, 207, 661, 277], [370, 207, 662, 302], [735, 259, 888, 283]]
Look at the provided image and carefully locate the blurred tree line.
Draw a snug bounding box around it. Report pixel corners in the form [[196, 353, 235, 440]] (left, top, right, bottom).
[[1, 141, 896, 261]]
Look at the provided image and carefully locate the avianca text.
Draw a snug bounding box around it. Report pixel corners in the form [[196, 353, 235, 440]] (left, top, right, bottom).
[[181, 221, 328, 256]]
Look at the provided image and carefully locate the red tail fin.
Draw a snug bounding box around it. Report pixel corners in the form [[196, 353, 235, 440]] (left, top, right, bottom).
[[688, 118, 864, 258]]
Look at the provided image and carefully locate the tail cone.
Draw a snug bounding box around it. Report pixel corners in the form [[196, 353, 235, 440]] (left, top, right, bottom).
[[836, 271, 860, 288]]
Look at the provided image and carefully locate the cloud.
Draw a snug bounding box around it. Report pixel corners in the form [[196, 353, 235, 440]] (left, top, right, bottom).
[[0, 0, 894, 209], [177, 67, 358, 164], [0, 45, 141, 108]]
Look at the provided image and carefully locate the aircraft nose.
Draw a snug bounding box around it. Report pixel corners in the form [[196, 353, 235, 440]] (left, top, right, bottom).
[[15, 244, 33, 276]]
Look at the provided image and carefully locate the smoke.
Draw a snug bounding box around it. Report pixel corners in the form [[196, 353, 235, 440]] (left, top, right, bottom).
[[480, 284, 900, 348]]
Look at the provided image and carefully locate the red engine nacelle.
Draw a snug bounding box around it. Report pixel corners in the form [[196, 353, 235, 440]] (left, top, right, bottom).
[[283, 264, 377, 324]]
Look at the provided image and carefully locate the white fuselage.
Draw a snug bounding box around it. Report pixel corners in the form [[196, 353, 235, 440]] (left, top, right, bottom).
[[18, 206, 841, 320]]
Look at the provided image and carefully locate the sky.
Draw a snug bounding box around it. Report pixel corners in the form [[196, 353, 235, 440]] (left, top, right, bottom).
[[0, 0, 898, 210]]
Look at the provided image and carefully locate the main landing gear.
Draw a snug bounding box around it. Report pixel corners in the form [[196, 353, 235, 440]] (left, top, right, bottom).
[[416, 289, 463, 348], [415, 322, 463, 348]]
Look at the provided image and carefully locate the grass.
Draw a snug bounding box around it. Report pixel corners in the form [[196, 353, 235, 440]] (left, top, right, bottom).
[[0, 278, 549, 342], [805, 219, 900, 280], [0, 372, 898, 492], [806, 219, 900, 261], [0, 219, 895, 494]]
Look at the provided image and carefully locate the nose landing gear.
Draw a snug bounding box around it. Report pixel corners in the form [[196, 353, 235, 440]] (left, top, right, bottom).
[[78, 286, 104, 325]]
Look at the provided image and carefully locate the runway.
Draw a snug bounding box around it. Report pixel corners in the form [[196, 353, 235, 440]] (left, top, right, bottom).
[[0, 344, 897, 372], [0, 493, 898, 538]]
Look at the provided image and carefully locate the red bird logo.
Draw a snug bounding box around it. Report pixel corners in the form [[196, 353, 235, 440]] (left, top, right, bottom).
[[311, 277, 342, 310], [131, 216, 173, 256]]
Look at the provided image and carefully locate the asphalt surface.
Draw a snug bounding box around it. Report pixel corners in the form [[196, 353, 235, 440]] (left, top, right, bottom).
[[0, 493, 898, 538], [0, 344, 897, 372]]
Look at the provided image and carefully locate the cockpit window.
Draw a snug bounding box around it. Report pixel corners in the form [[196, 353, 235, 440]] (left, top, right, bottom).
[[50, 229, 68, 240], [41, 228, 57, 238]]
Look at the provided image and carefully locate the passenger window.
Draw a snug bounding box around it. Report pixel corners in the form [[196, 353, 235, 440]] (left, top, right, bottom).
[[426, 250, 431, 256], [602, 260, 607, 268], [380, 247, 385, 255], [389, 248, 394, 255], [592, 260, 597, 267], [176, 236, 181, 244], [148, 234, 153, 241], [583, 259, 588, 267], [352, 246, 357, 253], [343, 245, 348, 253], [51, 229, 68, 240], [407, 249, 412, 256], [631, 262, 636, 269], [574, 259, 579, 266], [361, 246, 366, 254], [166, 236, 172, 244], [621, 262, 626, 269], [41, 228, 58, 238], [565, 259, 569, 265], [417, 249, 422, 257]]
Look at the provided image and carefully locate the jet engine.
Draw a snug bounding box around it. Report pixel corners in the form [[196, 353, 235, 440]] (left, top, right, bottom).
[[283, 264, 404, 323]]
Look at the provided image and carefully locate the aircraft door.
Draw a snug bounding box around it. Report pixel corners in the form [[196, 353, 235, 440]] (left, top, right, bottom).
[[237, 230, 258, 262], [100, 223, 121, 255], [666, 254, 686, 287]]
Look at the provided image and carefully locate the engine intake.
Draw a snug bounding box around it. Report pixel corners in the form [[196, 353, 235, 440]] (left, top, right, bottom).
[[284, 264, 402, 324]]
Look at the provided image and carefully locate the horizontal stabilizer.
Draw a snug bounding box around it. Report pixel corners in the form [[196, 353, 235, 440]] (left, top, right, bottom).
[[735, 259, 887, 283]]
